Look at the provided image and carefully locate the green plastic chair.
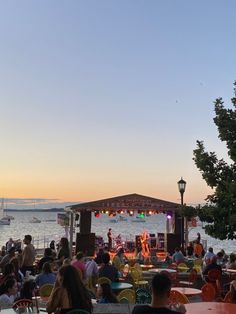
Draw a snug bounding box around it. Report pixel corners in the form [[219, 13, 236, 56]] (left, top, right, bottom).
[[135, 288, 152, 304], [39, 284, 54, 297]]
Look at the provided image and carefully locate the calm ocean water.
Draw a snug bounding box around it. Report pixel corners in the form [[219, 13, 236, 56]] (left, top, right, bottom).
[[1, 211, 235, 254]]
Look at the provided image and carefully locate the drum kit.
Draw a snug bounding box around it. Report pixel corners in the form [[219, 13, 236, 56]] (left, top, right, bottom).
[[113, 234, 123, 250], [113, 234, 135, 252]]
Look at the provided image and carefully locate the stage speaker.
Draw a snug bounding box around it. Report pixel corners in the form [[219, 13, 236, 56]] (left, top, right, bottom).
[[150, 237, 157, 249], [76, 233, 95, 256], [166, 233, 181, 255], [150, 248, 157, 256], [149, 233, 155, 237], [135, 235, 142, 251]]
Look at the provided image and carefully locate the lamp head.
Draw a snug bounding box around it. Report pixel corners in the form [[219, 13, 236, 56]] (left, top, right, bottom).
[[177, 177, 186, 193]]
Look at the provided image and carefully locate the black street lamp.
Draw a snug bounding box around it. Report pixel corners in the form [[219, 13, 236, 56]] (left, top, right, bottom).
[[177, 177, 186, 250]]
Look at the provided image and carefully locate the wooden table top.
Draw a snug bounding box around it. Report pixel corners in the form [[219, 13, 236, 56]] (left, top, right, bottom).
[[185, 302, 236, 314], [172, 287, 202, 296]]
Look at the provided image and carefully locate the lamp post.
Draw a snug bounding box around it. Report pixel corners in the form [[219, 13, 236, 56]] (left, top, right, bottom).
[[177, 177, 186, 251]]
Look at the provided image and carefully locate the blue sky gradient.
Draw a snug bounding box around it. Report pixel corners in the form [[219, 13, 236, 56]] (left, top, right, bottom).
[[0, 1, 235, 207]]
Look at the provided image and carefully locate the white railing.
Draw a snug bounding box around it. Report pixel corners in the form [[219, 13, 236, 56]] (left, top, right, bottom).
[[32, 233, 65, 249]]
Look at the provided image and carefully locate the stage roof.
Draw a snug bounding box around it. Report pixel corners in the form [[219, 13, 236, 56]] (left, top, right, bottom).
[[66, 193, 179, 213]]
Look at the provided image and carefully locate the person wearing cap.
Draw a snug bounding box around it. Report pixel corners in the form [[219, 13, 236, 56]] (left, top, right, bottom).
[[0, 247, 15, 272], [20, 235, 36, 276]]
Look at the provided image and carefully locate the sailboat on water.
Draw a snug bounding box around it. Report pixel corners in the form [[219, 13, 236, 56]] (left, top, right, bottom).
[[0, 199, 12, 225]]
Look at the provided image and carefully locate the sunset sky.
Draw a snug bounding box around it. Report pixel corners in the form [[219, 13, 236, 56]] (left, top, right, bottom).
[[0, 1, 235, 208]]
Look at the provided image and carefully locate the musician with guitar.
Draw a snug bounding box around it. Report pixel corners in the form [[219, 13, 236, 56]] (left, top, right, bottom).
[[141, 231, 150, 257]]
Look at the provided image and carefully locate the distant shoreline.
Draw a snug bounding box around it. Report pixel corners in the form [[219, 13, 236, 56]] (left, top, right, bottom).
[[6, 208, 64, 212]]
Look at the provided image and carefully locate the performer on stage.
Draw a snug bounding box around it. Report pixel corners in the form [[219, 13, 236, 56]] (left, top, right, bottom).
[[107, 228, 112, 251], [141, 231, 150, 257]]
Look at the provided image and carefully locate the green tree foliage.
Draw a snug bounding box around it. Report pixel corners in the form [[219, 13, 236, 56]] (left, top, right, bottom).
[[193, 81, 236, 240], [179, 205, 198, 221]]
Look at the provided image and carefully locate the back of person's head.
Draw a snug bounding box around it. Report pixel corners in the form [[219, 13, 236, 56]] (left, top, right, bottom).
[[20, 280, 37, 299], [59, 265, 92, 312], [175, 247, 180, 252], [0, 276, 15, 295], [102, 252, 110, 264], [24, 235, 32, 242], [151, 273, 171, 298], [217, 251, 223, 258], [76, 251, 84, 260], [209, 247, 213, 253], [42, 262, 52, 274], [44, 248, 52, 257], [8, 247, 15, 255], [100, 283, 118, 303], [3, 278, 16, 294], [60, 237, 69, 248]]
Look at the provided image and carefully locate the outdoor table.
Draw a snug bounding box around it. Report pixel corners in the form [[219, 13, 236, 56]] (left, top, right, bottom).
[[111, 282, 133, 291], [223, 268, 236, 278], [0, 304, 131, 314], [223, 268, 236, 273], [171, 287, 202, 296], [148, 268, 177, 274], [185, 302, 236, 314], [141, 264, 155, 270]]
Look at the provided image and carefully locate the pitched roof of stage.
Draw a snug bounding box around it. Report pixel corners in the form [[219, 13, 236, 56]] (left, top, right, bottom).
[[66, 193, 179, 212]]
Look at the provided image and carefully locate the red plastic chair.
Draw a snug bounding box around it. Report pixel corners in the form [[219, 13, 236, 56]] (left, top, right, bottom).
[[12, 299, 33, 310], [169, 290, 190, 304], [201, 283, 216, 301], [179, 269, 198, 287]]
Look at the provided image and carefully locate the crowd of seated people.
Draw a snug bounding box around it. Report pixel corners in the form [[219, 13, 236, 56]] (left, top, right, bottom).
[[2, 233, 236, 312]]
